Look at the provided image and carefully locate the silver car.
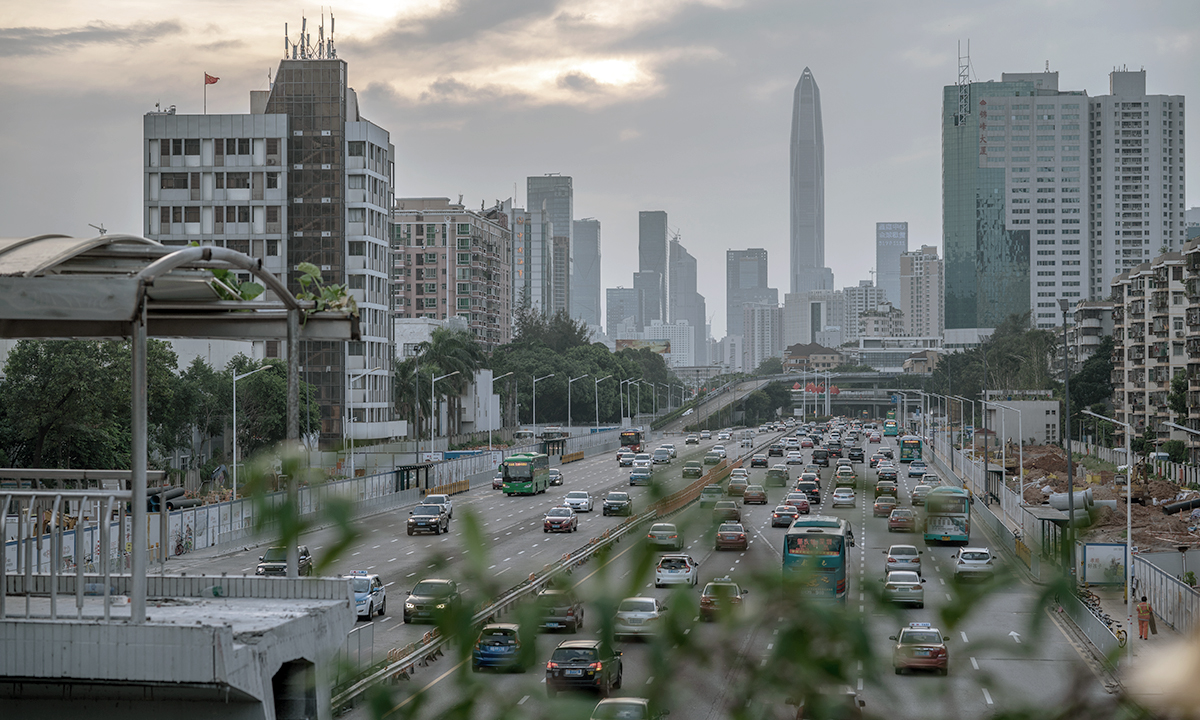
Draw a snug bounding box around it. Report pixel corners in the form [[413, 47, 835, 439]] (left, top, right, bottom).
[[564, 490, 594, 513], [884, 544, 923, 576], [831, 488, 855, 507], [954, 547, 996, 581], [614, 596, 667, 639], [882, 571, 926, 608]]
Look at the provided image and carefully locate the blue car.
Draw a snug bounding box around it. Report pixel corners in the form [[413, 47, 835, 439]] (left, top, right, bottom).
[[629, 467, 653, 486], [472, 623, 525, 672]]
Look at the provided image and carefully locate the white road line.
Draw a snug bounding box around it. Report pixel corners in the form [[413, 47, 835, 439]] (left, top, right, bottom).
[[390, 538, 399, 543], [946, 593, 953, 601], [388, 558, 397, 563], [406, 572, 415, 577], [857, 678, 864, 691], [385, 581, 395, 587], [406, 550, 415, 555], [367, 566, 375, 570], [646, 676, 655, 685], [982, 688, 994, 705], [518, 695, 530, 705], [352, 551, 361, 556], [684, 628, 692, 634], [971, 657, 980, 670], [961, 631, 969, 643], [766, 643, 773, 650], [372, 545, 381, 549], [488, 564, 497, 569]]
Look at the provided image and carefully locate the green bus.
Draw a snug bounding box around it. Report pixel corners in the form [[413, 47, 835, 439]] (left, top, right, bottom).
[[782, 516, 855, 603], [885, 409, 896, 421], [500, 452, 550, 495], [898, 435, 922, 463], [923, 487, 970, 544], [883, 419, 899, 437]]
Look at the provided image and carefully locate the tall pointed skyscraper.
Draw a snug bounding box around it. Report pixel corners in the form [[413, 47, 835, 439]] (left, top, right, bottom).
[[790, 67, 833, 294]]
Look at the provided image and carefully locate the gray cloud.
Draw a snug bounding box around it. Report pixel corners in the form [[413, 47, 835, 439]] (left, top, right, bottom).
[[557, 71, 601, 92], [0, 20, 182, 57], [345, 0, 564, 54]]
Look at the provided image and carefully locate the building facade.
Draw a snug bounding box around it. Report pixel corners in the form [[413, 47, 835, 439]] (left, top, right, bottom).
[[783, 289, 844, 348], [875, 222, 909, 305], [643, 320, 696, 368], [1185, 241, 1200, 443], [144, 57, 398, 448], [790, 67, 835, 295], [506, 201, 554, 315], [743, 303, 784, 371], [726, 248, 777, 336], [633, 271, 663, 329], [859, 304, 905, 338], [899, 245, 945, 338], [1065, 300, 1114, 373], [669, 239, 708, 366], [391, 197, 512, 349], [606, 287, 639, 339], [572, 218, 602, 326], [639, 211, 670, 323], [1088, 71, 1186, 300], [842, 281, 889, 345], [783, 343, 842, 372], [527, 175, 573, 314]]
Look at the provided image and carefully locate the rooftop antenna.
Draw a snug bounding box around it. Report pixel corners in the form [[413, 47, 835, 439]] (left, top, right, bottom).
[[88, 223, 107, 236], [955, 40, 971, 126]]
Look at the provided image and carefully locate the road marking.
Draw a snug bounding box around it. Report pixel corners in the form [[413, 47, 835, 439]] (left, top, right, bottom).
[[406, 550, 415, 555], [939, 578, 945, 585], [406, 572, 415, 577], [971, 657, 979, 670], [1009, 631, 1022, 644], [982, 688, 994, 705], [646, 676, 655, 684], [946, 593, 952, 601], [352, 551, 361, 556], [372, 545, 381, 549], [684, 628, 691, 634], [961, 631, 969, 643], [388, 558, 396, 563], [367, 566, 375, 570], [488, 564, 496, 569], [766, 643, 773, 650], [240, 567, 251, 572], [857, 678, 864, 691], [518, 695, 529, 705]]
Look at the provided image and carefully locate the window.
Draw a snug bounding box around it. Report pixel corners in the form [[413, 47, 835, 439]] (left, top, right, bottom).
[[172, 206, 183, 223], [348, 175, 365, 189], [159, 206, 170, 224], [160, 173, 189, 189], [215, 173, 225, 189], [266, 206, 279, 223], [159, 139, 171, 157], [425, 253, 437, 264], [226, 172, 250, 189], [348, 141, 365, 157], [349, 241, 366, 256], [184, 206, 199, 223], [348, 208, 366, 222], [349, 275, 365, 289], [457, 223, 471, 235], [457, 252, 470, 265], [237, 138, 250, 155], [171, 139, 183, 156], [266, 172, 279, 189], [238, 206, 250, 223], [267, 240, 278, 256]]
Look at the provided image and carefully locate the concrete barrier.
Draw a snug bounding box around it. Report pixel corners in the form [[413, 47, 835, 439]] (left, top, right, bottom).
[[561, 451, 585, 464]]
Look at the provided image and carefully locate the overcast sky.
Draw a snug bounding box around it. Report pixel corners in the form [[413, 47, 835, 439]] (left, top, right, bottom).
[[2, 0, 1197, 339]]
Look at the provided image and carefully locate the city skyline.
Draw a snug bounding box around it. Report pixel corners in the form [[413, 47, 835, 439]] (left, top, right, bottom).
[[2, 2, 1198, 339]]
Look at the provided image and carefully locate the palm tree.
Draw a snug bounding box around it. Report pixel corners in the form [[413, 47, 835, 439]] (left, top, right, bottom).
[[411, 327, 487, 438]]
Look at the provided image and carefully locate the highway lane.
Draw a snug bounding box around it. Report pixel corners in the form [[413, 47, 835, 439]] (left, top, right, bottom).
[[357, 431, 1114, 720]]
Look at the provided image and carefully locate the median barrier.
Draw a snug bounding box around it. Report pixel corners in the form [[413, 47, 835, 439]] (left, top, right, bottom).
[[562, 451, 585, 464]]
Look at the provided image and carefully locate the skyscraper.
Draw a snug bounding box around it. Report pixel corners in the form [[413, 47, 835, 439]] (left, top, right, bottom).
[[726, 248, 778, 336], [633, 271, 663, 328], [875, 222, 909, 305], [528, 175, 573, 315], [790, 68, 834, 295], [669, 238, 708, 366], [639, 211, 670, 322], [900, 245, 945, 338], [572, 219, 601, 326], [606, 287, 639, 339]]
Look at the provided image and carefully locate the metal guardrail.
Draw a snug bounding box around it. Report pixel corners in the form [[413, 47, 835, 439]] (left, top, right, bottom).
[[1133, 554, 1200, 636], [1056, 591, 1125, 669]]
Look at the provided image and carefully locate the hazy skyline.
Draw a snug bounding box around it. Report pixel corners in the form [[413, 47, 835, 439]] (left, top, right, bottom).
[[2, 1, 1198, 339]]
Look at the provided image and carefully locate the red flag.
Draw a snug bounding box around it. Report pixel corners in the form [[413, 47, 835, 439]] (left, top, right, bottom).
[[830, 385, 840, 395], [205, 73, 220, 85]]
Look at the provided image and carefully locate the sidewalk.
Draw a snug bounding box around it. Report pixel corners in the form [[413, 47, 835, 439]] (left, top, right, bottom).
[[1090, 585, 1181, 706]]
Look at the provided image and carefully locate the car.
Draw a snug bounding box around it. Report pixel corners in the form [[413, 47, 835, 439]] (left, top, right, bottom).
[[811, 449, 829, 467], [826, 444, 843, 459], [590, 697, 669, 720], [771, 504, 800, 527], [545, 639, 622, 696], [834, 468, 857, 488], [700, 430, 712, 440], [614, 596, 669, 640], [346, 571, 386, 618], [654, 554, 699, 587], [407, 503, 450, 536], [682, 461, 703, 478], [712, 500, 741, 523], [953, 547, 996, 581], [634, 453, 652, 468], [847, 447, 865, 462], [646, 523, 684, 551], [789, 687, 866, 719], [795, 480, 820, 505], [783, 492, 811, 514], [870, 433, 882, 443], [493, 472, 505, 490], [804, 463, 821, 476], [685, 434, 700, 445], [879, 446, 894, 459], [403, 578, 461, 624], [699, 577, 747, 621], [703, 453, 721, 465], [548, 468, 564, 486], [717, 431, 731, 441], [712, 445, 727, 459], [618, 452, 636, 467], [629, 466, 653, 486], [890, 622, 950, 675], [714, 522, 749, 550], [888, 508, 916, 532], [726, 476, 749, 496], [784, 437, 800, 449], [652, 448, 672, 465], [873, 496, 898, 517], [256, 545, 313, 576], [603, 492, 634, 516], [425, 493, 454, 518], [882, 571, 926, 608], [885, 545, 923, 575], [874, 480, 898, 498], [470, 622, 526, 674], [831, 488, 855, 507], [544, 506, 579, 533], [785, 451, 804, 465], [565, 490, 595, 513], [921, 473, 942, 487], [800, 438, 814, 449], [699, 484, 724, 507], [768, 443, 785, 457], [910, 485, 932, 506], [869, 453, 886, 468], [877, 466, 898, 481], [538, 588, 586, 632], [907, 460, 928, 478], [834, 458, 853, 471], [661, 443, 677, 458], [742, 484, 768, 505], [749, 454, 769, 468], [729, 467, 749, 480], [766, 466, 790, 487]]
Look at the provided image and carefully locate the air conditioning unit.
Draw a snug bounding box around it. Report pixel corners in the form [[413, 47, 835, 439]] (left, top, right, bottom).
[[1177, 331, 1186, 338]]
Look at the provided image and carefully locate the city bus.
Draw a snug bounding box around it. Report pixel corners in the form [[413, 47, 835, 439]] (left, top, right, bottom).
[[885, 409, 896, 421], [782, 516, 855, 603], [620, 429, 645, 454], [883, 419, 899, 437], [898, 435, 922, 463], [923, 486, 971, 544], [500, 452, 550, 495]]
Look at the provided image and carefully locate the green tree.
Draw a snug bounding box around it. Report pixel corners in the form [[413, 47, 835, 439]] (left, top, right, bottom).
[[1167, 370, 1188, 424], [227, 355, 320, 460], [1071, 336, 1114, 413], [754, 357, 783, 376], [1162, 439, 1188, 463]]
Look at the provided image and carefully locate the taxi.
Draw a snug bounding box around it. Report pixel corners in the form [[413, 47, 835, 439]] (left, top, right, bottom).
[[714, 523, 749, 551], [872, 495, 898, 517], [742, 484, 768, 505], [890, 622, 950, 675], [888, 507, 916, 532], [346, 571, 386, 619]]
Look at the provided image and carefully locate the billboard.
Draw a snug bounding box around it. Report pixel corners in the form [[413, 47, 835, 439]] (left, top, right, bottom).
[[616, 339, 670, 354]]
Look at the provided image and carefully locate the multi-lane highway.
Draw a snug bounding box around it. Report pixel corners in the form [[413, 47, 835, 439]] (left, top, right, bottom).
[[177, 427, 1114, 719]]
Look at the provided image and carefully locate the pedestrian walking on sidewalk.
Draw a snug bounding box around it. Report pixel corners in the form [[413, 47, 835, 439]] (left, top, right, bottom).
[[1137, 596, 1154, 639]]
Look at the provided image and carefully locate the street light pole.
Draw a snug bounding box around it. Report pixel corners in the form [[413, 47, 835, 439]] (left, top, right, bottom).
[[490, 371, 514, 453], [232, 365, 271, 500], [594, 375, 612, 429], [567, 374, 589, 431], [533, 373, 555, 436], [1059, 297, 1076, 580], [347, 366, 381, 478], [1084, 408, 1134, 669], [430, 371, 461, 460]]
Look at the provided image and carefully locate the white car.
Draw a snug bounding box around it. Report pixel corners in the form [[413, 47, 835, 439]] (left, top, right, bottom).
[[718, 431, 731, 441], [712, 445, 727, 459], [729, 468, 749, 480], [614, 596, 668, 639], [564, 490, 594, 513], [425, 494, 453, 519], [954, 547, 996, 581], [786, 451, 804, 465], [661, 443, 677, 458], [346, 571, 387, 619], [654, 554, 699, 587], [700, 430, 712, 440], [831, 488, 856, 507]]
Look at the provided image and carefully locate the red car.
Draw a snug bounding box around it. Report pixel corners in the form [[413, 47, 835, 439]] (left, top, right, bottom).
[[800, 438, 814, 448], [714, 523, 749, 551], [891, 623, 949, 675], [888, 508, 916, 532], [742, 485, 768, 505], [542, 507, 578, 533], [873, 496, 899, 517], [783, 492, 811, 514]]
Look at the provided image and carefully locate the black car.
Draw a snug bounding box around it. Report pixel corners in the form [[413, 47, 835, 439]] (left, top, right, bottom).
[[847, 447, 865, 463], [256, 545, 313, 576], [750, 454, 769, 468], [812, 449, 830, 467], [537, 588, 586, 632], [603, 492, 633, 516], [403, 578, 461, 623], [408, 503, 450, 536], [768, 443, 785, 457], [545, 639, 622, 697]]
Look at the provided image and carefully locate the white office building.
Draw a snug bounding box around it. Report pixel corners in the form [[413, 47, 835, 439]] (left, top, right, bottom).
[[643, 319, 696, 368], [900, 245, 945, 338]]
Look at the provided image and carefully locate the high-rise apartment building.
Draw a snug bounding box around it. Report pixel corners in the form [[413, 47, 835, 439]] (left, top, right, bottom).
[[944, 70, 1089, 336], [391, 197, 512, 349], [639, 211, 670, 322], [669, 239, 708, 366], [643, 320, 696, 368], [875, 222, 909, 305], [606, 287, 639, 339], [900, 245, 945, 338], [507, 201, 555, 315], [572, 219, 601, 327], [842, 280, 889, 344], [790, 67, 835, 295], [527, 175, 573, 315], [144, 56, 397, 448], [783, 289, 844, 349], [633, 271, 664, 328], [1088, 71, 1186, 300], [726, 248, 778, 336], [743, 303, 784, 371], [550, 236, 571, 316]]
